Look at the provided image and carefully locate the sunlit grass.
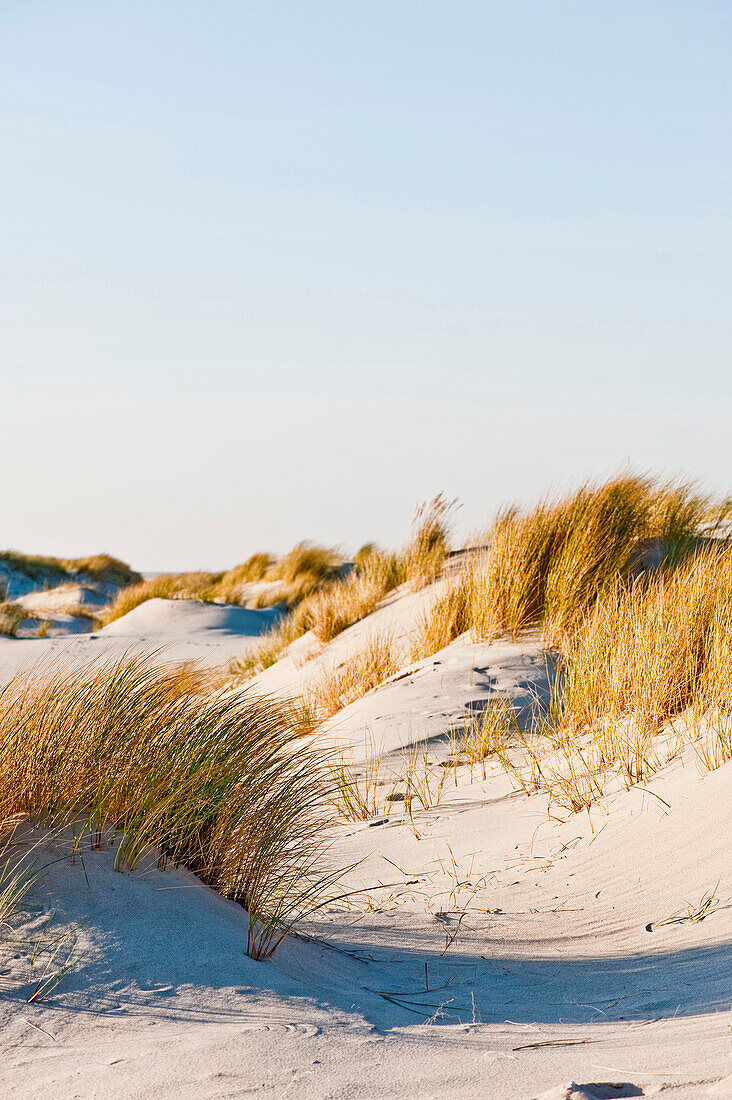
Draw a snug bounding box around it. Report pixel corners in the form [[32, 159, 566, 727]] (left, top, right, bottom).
[[0, 654, 334, 958], [311, 632, 402, 720], [102, 542, 343, 625], [402, 494, 456, 591], [411, 475, 712, 662]]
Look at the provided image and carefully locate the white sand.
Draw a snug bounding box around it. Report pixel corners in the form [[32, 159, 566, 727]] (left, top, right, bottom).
[[0, 587, 729, 1099], [0, 597, 283, 675]]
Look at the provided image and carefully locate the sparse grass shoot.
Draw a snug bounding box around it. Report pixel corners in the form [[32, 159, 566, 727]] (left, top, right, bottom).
[[329, 737, 384, 821]]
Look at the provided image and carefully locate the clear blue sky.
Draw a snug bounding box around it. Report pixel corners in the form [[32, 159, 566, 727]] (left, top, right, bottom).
[[2, 1, 731, 570]]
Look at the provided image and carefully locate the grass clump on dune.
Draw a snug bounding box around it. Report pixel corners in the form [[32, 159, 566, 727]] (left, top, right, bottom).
[[265, 542, 343, 603], [555, 545, 732, 775], [0, 602, 30, 638], [102, 542, 343, 626], [231, 499, 455, 681], [412, 475, 711, 661], [410, 565, 478, 662], [311, 633, 402, 720], [307, 553, 401, 643], [402, 494, 455, 591], [489, 545, 732, 812], [487, 476, 706, 645], [0, 654, 334, 958], [0, 551, 140, 589]]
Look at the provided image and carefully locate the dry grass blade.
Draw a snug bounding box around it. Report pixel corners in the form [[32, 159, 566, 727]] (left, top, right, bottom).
[[0, 847, 35, 932], [653, 884, 721, 928], [27, 933, 82, 1004]]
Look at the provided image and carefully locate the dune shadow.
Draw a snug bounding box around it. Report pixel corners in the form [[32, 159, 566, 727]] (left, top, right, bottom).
[[40, 906, 730, 1034], [286, 925, 732, 1031]]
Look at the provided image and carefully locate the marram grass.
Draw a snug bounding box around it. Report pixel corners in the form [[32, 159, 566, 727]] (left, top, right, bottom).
[[0, 654, 335, 958], [489, 545, 732, 812], [413, 474, 712, 659], [311, 632, 402, 720]]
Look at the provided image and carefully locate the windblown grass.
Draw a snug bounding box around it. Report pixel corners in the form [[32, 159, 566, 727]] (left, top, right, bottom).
[[265, 542, 342, 603], [402, 494, 455, 591], [412, 475, 712, 661], [0, 654, 334, 957], [308, 555, 399, 643], [487, 545, 732, 812], [552, 545, 732, 784], [311, 633, 402, 720], [482, 475, 707, 645], [410, 565, 478, 661]]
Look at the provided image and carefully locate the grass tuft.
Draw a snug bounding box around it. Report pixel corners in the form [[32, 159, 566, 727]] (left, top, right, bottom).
[[411, 475, 712, 662], [311, 633, 402, 720], [0, 551, 140, 588], [0, 654, 334, 957], [402, 494, 456, 591]]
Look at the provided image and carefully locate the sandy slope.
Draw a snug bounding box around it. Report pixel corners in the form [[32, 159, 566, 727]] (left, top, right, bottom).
[[0, 587, 729, 1099], [0, 597, 282, 676]]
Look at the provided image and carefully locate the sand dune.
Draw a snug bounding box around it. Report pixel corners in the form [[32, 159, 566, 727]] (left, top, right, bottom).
[[99, 595, 283, 640], [0, 597, 283, 676], [0, 577, 729, 1099]]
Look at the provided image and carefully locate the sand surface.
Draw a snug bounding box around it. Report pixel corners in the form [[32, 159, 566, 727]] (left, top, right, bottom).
[[0, 588, 729, 1099], [0, 597, 282, 675]]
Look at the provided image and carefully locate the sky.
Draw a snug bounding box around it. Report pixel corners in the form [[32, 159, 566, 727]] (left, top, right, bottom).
[[2, 1, 731, 571]]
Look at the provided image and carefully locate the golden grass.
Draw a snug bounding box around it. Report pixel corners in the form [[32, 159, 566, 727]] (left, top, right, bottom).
[[266, 541, 342, 601], [0, 551, 140, 588], [311, 633, 402, 720], [483, 545, 732, 813], [0, 654, 334, 957], [411, 475, 711, 663], [409, 565, 477, 661], [555, 545, 732, 775], [483, 475, 705, 645], [307, 556, 397, 643], [102, 543, 343, 625], [402, 494, 455, 591]]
